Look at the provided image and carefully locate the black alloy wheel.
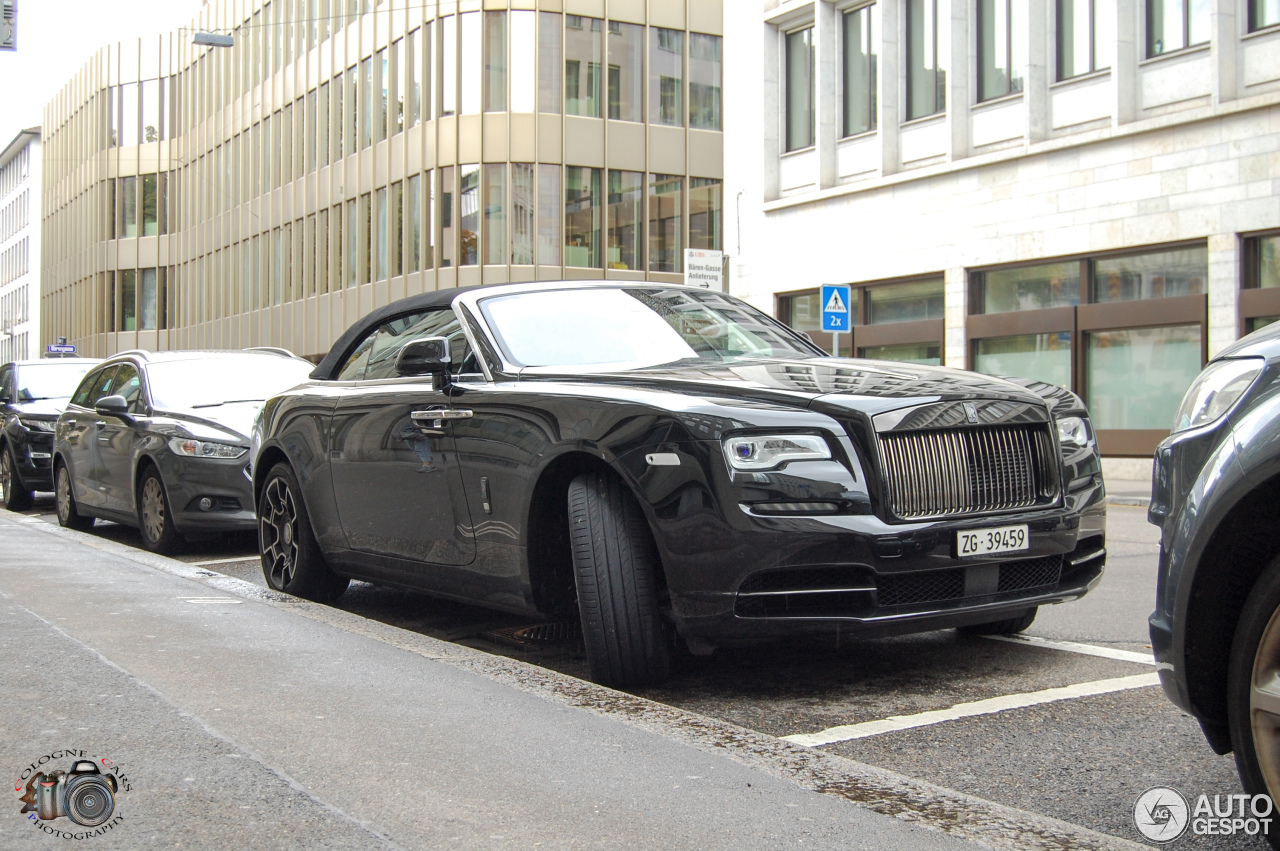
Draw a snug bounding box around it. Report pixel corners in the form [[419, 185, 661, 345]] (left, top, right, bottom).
[[55, 464, 94, 531], [1, 445, 34, 511], [567, 470, 672, 689], [258, 463, 349, 603], [1229, 553, 1280, 849], [959, 607, 1039, 636], [136, 465, 182, 555]]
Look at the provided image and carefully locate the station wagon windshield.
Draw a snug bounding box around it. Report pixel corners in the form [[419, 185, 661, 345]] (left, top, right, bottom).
[[479, 287, 820, 370], [145, 357, 315, 410]]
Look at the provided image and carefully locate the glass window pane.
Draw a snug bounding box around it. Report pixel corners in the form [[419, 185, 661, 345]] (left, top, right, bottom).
[[485, 11, 507, 112], [842, 7, 877, 136], [442, 15, 457, 116], [511, 12, 536, 113], [1087, 325, 1202, 429], [1189, 0, 1211, 44], [460, 164, 480, 265], [121, 270, 137, 331], [359, 193, 372, 283], [122, 176, 138, 238], [649, 27, 683, 126], [120, 83, 138, 146], [1148, 0, 1184, 55], [512, 163, 535, 264], [461, 12, 482, 115], [440, 166, 454, 267], [689, 178, 722, 251], [982, 261, 1081, 312], [139, 269, 158, 331], [780, 290, 855, 356], [648, 174, 683, 273], [690, 33, 722, 130], [404, 30, 418, 126], [538, 164, 561, 265], [539, 12, 562, 114], [866, 278, 944, 323], [1095, 0, 1115, 68], [565, 15, 602, 117], [406, 174, 421, 272], [319, 81, 330, 165], [785, 28, 815, 150], [1057, 0, 1092, 78], [345, 65, 358, 156], [974, 332, 1073, 387], [483, 163, 506, 265], [1253, 0, 1280, 30], [1248, 316, 1280, 333], [979, 0, 1009, 100], [425, 168, 435, 268], [317, 208, 329, 294], [141, 79, 161, 142], [1092, 246, 1207, 302], [565, 166, 601, 268], [607, 170, 643, 271], [345, 198, 358, 286], [374, 187, 387, 281], [907, 0, 943, 118], [141, 174, 158, 236], [1256, 236, 1280, 288], [378, 47, 389, 141], [360, 58, 373, 147], [861, 342, 942, 365], [608, 21, 643, 122]]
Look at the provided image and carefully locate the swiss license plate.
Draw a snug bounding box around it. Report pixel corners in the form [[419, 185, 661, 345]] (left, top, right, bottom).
[[957, 524, 1029, 557]]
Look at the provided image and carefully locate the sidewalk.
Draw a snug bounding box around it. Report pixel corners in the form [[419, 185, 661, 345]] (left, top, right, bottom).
[[1105, 479, 1151, 508], [0, 516, 1139, 850]]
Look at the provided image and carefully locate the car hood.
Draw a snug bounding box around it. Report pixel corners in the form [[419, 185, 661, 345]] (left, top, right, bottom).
[[5, 397, 71, 419], [154, 401, 261, 443], [527, 356, 1049, 416]]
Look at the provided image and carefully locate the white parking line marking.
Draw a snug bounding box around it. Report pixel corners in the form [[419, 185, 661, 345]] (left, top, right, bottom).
[[189, 555, 260, 566], [182, 597, 244, 604], [781, 673, 1160, 747], [984, 634, 1156, 665]]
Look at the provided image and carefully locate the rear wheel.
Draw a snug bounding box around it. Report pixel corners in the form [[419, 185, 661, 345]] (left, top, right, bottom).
[[1228, 553, 1280, 849], [1, 445, 33, 511], [959, 607, 1038, 636], [258, 463, 349, 603], [567, 470, 671, 689], [137, 466, 182, 555], [55, 464, 94, 531]]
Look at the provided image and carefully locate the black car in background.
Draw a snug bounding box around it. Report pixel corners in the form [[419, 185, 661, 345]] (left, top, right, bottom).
[[52, 349, 314, 553], [0, 358, 100, 510], [252, 282, 1107, 688], [1150, 321, 1280, 820]]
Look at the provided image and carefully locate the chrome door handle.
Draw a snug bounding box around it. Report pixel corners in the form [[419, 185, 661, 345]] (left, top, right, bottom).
[[411, 409, 474, 421]]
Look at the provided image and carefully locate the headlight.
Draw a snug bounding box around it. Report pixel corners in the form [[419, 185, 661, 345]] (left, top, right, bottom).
[[1056, 416, 1091, 450], [168, 437, 247, 459], [1171, 358, 1264, 434], [17, 418, 56, 433], [723, 434, 831, 471]]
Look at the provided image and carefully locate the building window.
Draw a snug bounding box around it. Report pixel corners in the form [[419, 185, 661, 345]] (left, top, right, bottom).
[[842, 5, 878, 136], [1057, 0, 1113, 80], [461, 12, 483, 115], [689, 178, 722, 252], [978, 0, 1026, 101], [539, 12, 562, 114], [538, 164, 561, 265], [485, 11, 507, 113], [141, 174, 159, 236], [483, 163, 506, 265], [690, 34, 722, 130], [460, 164, 480, 266], [778, 277, 944, 362], [377, 47, 389, 141], [785, 27, 815, 151], [511, 12, 536, 113], [406, 174, 421, 272], [345, 199, 358, 286], [1147, 0, 1210, 57], [907, 0, 945, 119], [317, 208, 330, 293], [650, 28, 684, 126], [1092, 246, 1206, 301], [318, 81, 331, 165], [120, 269, 137, 331], [374, 188, 388, 281], [1250, 0, 1280, 31], [441, 15, 457, 116], [1241, 234, 1280, 333], [607, 170, 643, 271], [649, 174, 683, 273], [565, 166, 601, 268], [565, 15, 602, 117], [139, 268, 159, 331], [141, 79, 163, 142], [121, 176, 138, 238], [608, 21, 643, 122], [440, 166, 454, 268], [511, 163, 535, 265]]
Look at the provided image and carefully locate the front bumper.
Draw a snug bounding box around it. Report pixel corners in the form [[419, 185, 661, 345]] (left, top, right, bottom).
[[158, 454, 257, 532], [13, 431, 55, 491]]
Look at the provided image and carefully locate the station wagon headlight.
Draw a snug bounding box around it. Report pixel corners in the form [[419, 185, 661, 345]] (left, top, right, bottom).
[[723, 434, 831, 471], [17, 418, 56, 433], [1171, 358, 1264, 434], [1056, 416, 1091, 450], [168, 437, 247, 459]]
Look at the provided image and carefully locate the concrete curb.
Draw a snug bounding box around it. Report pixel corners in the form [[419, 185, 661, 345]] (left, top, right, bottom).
[[1107, 496, 1151, 507], [10, 515, 1148, 851]]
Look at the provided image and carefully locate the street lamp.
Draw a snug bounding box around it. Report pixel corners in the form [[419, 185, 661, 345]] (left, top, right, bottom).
[[191, 31, 234, 48]]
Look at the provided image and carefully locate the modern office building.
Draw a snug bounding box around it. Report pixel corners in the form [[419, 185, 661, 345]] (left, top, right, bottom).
[[41, 0, 724, 361], [0, 127, 40, 363], [726, 0, 1280, 459]]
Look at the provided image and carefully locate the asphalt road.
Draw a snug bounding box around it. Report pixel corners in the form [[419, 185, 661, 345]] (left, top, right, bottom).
[[5, 497, 1265, 848]]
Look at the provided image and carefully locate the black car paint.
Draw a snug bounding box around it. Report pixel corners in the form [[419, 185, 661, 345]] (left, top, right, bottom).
[[1, 360, 101, 493], [1149, 322, 1280, 753], [255, 283, 1108, 646]]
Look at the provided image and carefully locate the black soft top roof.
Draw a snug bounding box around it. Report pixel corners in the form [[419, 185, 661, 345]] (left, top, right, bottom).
[[311, 286, 483, 380]]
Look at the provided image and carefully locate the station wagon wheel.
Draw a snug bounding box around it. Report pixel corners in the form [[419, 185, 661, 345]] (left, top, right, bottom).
[[1229, 554, 1280, 819], [1, 445, 34, 511], [55, 464, 94, 531], [258, 463, 348, 603], [136, 466, 182, 555]]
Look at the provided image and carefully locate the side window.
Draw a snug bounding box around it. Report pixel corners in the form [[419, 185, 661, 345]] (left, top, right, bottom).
[[0, 367, 12, 403], [112, 364, 146, 414], [70, 368, 103, 408], [79, 366, 120, 408], [336, 333, 377, 381], [362, 309, 477, 382]]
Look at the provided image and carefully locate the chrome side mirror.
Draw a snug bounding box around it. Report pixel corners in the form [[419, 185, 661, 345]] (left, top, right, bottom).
[[394, 337, 452, 385]]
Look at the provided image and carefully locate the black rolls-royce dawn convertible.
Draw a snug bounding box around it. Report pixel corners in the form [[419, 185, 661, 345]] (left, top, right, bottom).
[[251, 281, 1107, 687]]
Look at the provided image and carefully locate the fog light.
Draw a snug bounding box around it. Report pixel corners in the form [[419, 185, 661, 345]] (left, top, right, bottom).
[[198, 498, 214, 511]]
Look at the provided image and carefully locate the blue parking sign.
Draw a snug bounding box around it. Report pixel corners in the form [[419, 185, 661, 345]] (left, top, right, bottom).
[[821, 285, 851, 332]]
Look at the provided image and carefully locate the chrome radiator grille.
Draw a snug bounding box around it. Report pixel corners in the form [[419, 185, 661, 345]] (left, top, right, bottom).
[[877, 424, 1059, 519]]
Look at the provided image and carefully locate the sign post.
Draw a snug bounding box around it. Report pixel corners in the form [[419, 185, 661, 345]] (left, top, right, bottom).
[[684, 248, 724, 290], [820, 285, 851, 357]]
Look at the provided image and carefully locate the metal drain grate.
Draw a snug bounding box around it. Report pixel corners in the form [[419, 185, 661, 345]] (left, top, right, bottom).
[[484, 621, 582, 649]]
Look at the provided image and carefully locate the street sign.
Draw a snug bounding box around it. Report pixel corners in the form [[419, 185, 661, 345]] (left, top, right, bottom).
[[821, 285, 851, 332], [684, 248, 723, 290], [1, 1, 15, 51], [46, 344, 76, 354]]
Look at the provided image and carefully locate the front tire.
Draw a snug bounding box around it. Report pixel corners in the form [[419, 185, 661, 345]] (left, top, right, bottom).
[[1, 445, 34, 511], [1228, 553, 1280, 848], [137, 466, 182, 555], [567, 470, 671, 689], [55, 464, 94, 531], [258, 463, 349, 603], [959, 607, 1038, 636]]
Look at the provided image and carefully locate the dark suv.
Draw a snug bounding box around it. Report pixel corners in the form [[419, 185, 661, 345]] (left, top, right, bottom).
[[1151, 320, 1280, 813], [0, 358, 100, 510]]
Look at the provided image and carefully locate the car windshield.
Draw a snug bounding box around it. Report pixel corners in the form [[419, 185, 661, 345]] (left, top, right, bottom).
[[145, 356, 314, 410], [479, 287, 821, 370], [15, 362, 97, 401]]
